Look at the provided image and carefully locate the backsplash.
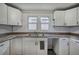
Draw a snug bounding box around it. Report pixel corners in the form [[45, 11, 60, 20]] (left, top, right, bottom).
[[0, 25, 12, 34]]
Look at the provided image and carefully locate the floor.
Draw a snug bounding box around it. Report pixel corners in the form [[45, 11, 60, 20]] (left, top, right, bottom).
[[48, 49, 56, 55]]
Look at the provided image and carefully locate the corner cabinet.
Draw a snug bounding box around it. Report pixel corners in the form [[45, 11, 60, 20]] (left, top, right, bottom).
[[65, 8, 77, 26], [0, 4, 7, 24], [7, 6, 22, 26], [10, 37, 22, 55], [54, 11, 65, 26]]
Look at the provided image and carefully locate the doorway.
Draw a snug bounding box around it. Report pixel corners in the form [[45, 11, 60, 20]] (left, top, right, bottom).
[[47, 38, 58, 55]]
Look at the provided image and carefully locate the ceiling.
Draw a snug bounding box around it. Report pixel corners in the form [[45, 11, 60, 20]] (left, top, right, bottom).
[[9, 3, 78, 11]]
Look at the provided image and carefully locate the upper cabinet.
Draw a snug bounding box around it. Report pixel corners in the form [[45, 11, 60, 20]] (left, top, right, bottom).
[[0, 3, 22, 26], [8, 6, 22, 26], [65, 8, 77, 26], [77, 7, 79, 25], [0, 4, 7, 24], [54, 7, 78, 26], [54, 11, 65, 26]]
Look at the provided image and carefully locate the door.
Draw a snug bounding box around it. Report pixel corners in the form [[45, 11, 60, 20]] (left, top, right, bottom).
[[59, 38, 69, 55], [0, 3, 7, 24], [0, 40, 9, 55], [10, 37, 22, 55], [70, 39, 79, 55], [54, 11, 65, 26], [23, 38, 37, 55], [37, 38, 48, 55], [65, 8, 77, 26]]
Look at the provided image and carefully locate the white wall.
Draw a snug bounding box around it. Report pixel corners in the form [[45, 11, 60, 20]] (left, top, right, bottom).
[[54, 39, 59, 55], [0, 25, 12, 34], [48, 38, 53, 49], [70, 27, 79, 33]]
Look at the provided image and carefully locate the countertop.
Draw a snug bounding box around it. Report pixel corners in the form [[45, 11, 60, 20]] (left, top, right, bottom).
[[0, 32, 79, 43]]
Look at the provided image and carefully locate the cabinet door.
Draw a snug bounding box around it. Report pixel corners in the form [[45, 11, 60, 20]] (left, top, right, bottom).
[[54, 11, 65, 26], [70, 39, 79, 55], [77, 7, 79, 25], [65, 8, 77, 26], [0, 40, 9, 55], [37, 38, 48, 55], [15, 9, 22, 25], [0, 4, 7, 24], [10, 38, 22, 55], [59, 38, 69, 55], [8, 6, 22, 25], [23, 38, 37, 55]]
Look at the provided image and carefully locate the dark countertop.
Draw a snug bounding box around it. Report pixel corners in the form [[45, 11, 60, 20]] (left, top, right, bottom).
[[0, 32, 79, 43]]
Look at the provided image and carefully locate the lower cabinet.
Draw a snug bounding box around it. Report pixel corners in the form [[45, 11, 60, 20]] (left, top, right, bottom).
[[23, 38, 37, 55], [0, 40, 9, 55], [70, 39, 79, 55], [23, 38, 48, 55], [58, 38, 69, 55], [54, 38, 69, 55], [9, 37, 48, 55], [10, 37, 22, 55]]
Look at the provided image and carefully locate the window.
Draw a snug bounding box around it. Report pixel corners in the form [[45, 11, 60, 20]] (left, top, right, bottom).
[[28, 17, 37, 30], [40, 17, 49, 30], [28, 16, 49, 31]]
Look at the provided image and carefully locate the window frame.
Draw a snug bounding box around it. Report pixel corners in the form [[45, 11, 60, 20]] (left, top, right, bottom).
[[28, 16, 38, 31], [40, 16, 49, 30]]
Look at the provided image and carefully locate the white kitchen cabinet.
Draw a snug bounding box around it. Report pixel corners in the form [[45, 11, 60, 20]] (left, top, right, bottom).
[[0, 40, 9, 55], [10, 37, 22, 55], [54, 11, 65, 26], [0, 3, 7, 24], [8, 6, 22, 26], [77, 7, 79, 25], [70, 39, 79, 55], [59, 38, 69, 55], [65, 8, 77, 26], [23, 38, 37, 55], [23, 38, 48, 55], [54, 38, 69, 55]]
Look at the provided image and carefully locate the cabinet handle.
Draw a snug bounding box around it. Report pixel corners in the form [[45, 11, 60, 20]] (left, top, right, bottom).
[[35, 41, 38, 45], [77, 21, 78, 24], [17, 22, 19, 25], [0, 44, 4, 47]]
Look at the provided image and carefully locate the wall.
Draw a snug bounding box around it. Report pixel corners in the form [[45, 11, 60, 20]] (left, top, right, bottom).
[[70, 27, 79, 33], [48, 38, 53, 49], [54, 39, 59, 55], [48, 38, 59, 49], [0, 25, 12, 34]]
